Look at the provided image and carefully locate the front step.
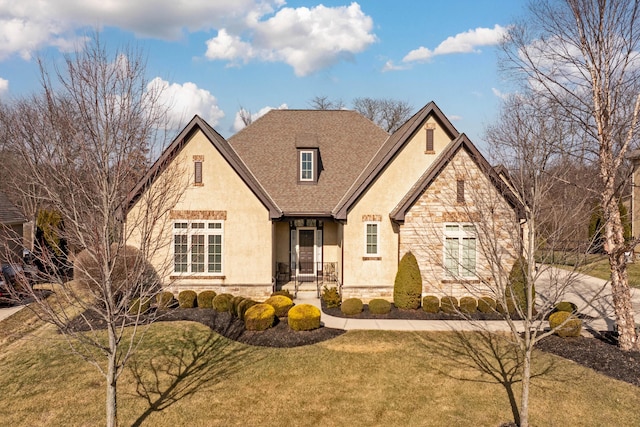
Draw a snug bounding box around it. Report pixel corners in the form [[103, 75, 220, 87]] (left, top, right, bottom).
[[279, 281, 319, 298]]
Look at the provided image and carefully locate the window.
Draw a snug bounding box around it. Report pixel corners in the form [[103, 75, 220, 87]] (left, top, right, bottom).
[[456, 179, 465, 203], [443, 224, 476, 277], [364, 222, 379, 256], [194, 161, 203, 185], [300, 150, 314, 182], [173, 221, 224, 274]]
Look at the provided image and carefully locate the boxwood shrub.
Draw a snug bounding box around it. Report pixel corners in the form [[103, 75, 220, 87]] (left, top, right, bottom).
[[197, 290, 217, 309], [477, 296, 497, 313], [368, 298, 391, 315], [128, 297, 151, 315], [459, 296, 478, 315], [213, 293, 234, 312], [341, 298, 363, 316], [237, 299, 257, 320], [271, 289, 294, 300], [422, 295, 440, 313], [440, 296, 459, 314], [178, 290, 197, 308], [288, 304, 321, 331], [549, 311, 582, 337], [244, 303, 276, 331], [265, 295, 294, 317], [555, 301, 577, 313], [156, 291, 176, 309]]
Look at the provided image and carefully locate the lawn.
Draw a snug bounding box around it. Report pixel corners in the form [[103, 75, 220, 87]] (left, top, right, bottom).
[[539, 251, 640, 288], [0, 318, 638, 426]]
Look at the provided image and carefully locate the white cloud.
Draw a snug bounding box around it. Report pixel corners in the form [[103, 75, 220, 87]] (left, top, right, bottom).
[[403, 24, 508, 63], [449, 115, 462, 122], [0, 78, 8, 97], [148, 77, 224, 128], [206, 3, 376, 76], [0, 0, 285, 60], [232, 103, 288, 132], [492, 87, 509, 100], [381, 60, 408, 72]]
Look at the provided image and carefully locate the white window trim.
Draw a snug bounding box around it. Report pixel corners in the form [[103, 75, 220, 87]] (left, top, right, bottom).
[[299, 150, 315, 182], [443, 223, 476, 278], [173, 220, 224, 275], [364, 221, 380, 256]]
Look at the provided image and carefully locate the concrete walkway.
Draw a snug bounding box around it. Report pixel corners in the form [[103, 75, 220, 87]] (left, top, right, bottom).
[[0, 305, 25, 321], [295, 266, 640, 334]]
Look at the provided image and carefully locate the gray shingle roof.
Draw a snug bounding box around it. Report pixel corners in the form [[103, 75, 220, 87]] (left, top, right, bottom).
[[0, 191, 26, 225], [228, 110, 389, 215]]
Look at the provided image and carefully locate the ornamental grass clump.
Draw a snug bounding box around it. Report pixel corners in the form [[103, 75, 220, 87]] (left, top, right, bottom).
[[549, 311, 582, 337], [178, 290, 197, 308], [244, 303, 276, 331], [322, 286, 341, 308], [459, 297, 477, 315], [422, 295, 440, 313], [393, 251, 422, 309], [288, 304, 321, 331], [156, 291, 176, 309], [197, 290, 217, 309], [440, 296, 459, 314], [213, 293, 234, 312], [368, 299, 391, 315], [265, 295, 294, 317], [341, 298, 363, 316], [478, 296, 497, 313]]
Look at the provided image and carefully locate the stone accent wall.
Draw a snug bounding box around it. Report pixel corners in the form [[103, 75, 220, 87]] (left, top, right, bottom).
[[361, 214, 382, 222], [169, 210, 227, 220], [165, 283, 272, 300], [341, 286, 394, 303], [399, 148, 520, 299]]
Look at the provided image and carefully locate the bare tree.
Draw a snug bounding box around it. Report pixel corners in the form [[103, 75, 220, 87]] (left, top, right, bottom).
[[237, 106, 253, 127], [502, 0, 640, 351], [0, 38, 184, 427], [308, 95, 345, 110], [352, 97, 413, 133]]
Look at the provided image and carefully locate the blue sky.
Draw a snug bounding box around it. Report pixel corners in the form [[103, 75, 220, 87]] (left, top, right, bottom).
[[0, 0, 526, 147]]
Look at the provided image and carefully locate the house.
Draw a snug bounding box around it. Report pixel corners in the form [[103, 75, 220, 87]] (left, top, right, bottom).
[[0, 191, 27, 265], [126, 101, 524, 301]]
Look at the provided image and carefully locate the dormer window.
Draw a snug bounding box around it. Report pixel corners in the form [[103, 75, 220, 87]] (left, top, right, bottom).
[[298, 148, 318, 184]]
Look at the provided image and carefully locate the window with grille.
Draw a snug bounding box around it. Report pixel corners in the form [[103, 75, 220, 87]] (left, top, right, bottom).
[[173, 221, 223, 274]]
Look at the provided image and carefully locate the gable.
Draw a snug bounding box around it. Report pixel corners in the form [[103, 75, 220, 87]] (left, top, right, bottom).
[[126, 115, 281, 219], [333, 101, 459, 220], [390, 134, 524, 222]]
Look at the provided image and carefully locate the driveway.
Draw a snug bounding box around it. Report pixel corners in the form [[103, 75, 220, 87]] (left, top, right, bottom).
[[0, 305, 25, 321], [536, 266, 640, 331]]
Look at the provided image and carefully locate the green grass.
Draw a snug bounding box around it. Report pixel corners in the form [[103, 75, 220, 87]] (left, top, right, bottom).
[[0, 321, 638, 426]]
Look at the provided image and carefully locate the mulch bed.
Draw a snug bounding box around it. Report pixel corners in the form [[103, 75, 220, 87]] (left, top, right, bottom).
[[66, 306, 640, 386], [322, 302, 507, 320]]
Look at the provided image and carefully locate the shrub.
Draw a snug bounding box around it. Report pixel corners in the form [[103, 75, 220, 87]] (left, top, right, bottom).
[[506, 256, 535, 314], [393, 251, 422, 309], [497, 299, 516, 316], [156, 291, 176, 309], [288, 304, 321, 331], [197, 290, 217, 309], [178, 290, 197, 308], [422, 295, 440, 313], [477, 296, 497, 313], [265, 295, 294, 317], [368, 298, 391, 315], [244, 303, 276, 331], [322, 286, 341, 308], [271, 289, 294, 300], [440, 296, 459, 314], [459, 296, 478, 314], [128, 297, 151, 315], [74, 244, 159, 301], [341, 298, 363, 315], [237, 299, 257, 320], [213, 293, 234, 312], [231, 296, 246, 316], [549, 311, 582, 337], [555, 301, 577, 313]]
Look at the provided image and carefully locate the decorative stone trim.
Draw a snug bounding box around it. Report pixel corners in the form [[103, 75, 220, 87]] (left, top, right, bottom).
[[425, 123, 436, 130], [442, 212, 480, 222], [441, 279, 481, 284], [170, 275, 226, 280], [193, 155, 204, 162], [362, 256, 382, 261], [362, 214, 382, 222], [169, 210, 227, 220]]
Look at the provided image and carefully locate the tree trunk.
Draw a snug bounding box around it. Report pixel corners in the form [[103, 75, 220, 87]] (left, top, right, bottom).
[[519, 346, 531, 427], [106, 327, 118, 427]]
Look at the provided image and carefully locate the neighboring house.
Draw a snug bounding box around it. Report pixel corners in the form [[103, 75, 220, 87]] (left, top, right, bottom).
[[0, 191, 27, 265], [126, 101, 524, 301]]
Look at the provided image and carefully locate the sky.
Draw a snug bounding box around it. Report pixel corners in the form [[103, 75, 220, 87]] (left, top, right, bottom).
[[0, 0, 527, 148]]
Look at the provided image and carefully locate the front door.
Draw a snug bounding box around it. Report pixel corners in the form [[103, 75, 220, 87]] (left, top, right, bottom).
[[298, 229, 315, 277]]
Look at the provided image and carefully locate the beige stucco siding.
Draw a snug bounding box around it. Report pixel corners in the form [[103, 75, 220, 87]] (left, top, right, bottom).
[[400, 148, 520, 299], [342, 117, 453, 300], [126, 129, 273, 297]]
